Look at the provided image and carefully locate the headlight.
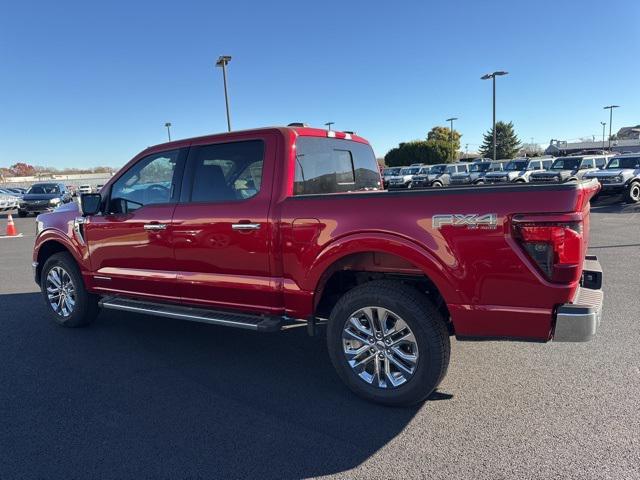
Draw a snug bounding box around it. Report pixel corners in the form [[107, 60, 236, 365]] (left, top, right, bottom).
[[49, 198, 61, 205], [615, 176, 623, 182]]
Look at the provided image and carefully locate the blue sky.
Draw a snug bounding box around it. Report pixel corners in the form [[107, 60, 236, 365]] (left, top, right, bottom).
[[0, 0, 638, 168]]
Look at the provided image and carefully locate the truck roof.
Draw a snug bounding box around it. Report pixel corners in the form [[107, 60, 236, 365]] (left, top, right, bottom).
[[142, 126, 371, 155]]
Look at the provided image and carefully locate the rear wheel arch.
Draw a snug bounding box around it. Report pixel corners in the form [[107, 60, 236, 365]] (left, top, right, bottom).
[[309, 238, 458, 328]]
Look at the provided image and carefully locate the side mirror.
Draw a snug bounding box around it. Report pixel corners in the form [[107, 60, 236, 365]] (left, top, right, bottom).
[[80, 193, 102, 216]]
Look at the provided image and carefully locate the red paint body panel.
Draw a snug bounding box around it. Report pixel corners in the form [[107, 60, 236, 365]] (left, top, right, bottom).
[[33, 126, 600, 342], [171, 132, 280, 313]]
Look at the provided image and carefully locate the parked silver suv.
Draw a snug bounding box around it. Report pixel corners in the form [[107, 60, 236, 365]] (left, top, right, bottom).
[[530, 155, 609, 184], [584, 154, 640, 203], [387, 166, 421, 189], [411, 162, 471, 188], [450, 160, 508, 185], [485, 158, 553, 183]]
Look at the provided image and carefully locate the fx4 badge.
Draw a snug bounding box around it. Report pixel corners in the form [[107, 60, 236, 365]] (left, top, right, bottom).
[[432, 213, 498, 230]]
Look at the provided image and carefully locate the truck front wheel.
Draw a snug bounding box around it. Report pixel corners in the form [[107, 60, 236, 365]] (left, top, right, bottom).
[[327, 280, 450, 406], [40, 252, 99, 327], [623, 181, 640, 204]]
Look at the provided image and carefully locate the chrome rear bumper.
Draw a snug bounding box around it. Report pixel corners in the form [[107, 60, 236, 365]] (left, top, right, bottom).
[[553, 257, 603, 342]]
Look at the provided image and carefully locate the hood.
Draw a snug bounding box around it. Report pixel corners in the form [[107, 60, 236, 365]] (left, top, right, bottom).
[[588, 169, 629, 178], [54, 201, 80, 214], [547, 170, 576, 178], [22, 193, 61, 201], [36, 200, 80, 226]]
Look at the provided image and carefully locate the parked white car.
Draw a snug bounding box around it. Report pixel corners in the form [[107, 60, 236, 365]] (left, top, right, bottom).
[[0, 190, 20, 213], [77, 185, 93, 195]]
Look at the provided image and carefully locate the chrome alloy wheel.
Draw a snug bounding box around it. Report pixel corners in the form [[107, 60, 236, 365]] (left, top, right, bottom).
[[46, 266, 76, 317], [342, 307, 419, 388]]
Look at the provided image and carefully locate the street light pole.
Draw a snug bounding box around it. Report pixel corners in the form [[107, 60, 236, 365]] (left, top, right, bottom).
[[600, 122, 606, 152], [324, 121, 335, 131], [446, 117, 458, 161], [603, 105, 619, 151], [481, 71, 508, 161], [164, 122, 172, 141], [216, 55, 233, 132]]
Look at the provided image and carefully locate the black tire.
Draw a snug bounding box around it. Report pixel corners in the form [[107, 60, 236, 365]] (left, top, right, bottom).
[[17, 210, 28, 217], [327, 280, 450, 406], [623, 181, 640, 204], [40, 252, 99, 327], [432, 181, 443, 188]]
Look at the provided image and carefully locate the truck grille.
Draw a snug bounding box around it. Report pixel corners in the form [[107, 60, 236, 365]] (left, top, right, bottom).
[[532, 176, 559, 183]]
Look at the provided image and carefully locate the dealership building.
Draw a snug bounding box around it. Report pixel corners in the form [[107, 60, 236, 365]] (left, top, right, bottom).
[[545, 138, 640, 156]]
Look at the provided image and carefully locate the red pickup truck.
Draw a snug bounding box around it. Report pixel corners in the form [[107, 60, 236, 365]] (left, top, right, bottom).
[[32, 126, 603, 406]]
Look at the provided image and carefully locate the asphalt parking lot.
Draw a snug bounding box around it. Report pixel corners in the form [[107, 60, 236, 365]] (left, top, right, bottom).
[[0, 197, 639, 479]]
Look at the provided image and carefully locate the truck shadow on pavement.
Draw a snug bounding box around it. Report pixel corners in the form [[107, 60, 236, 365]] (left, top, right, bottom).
[[0, 292, 451, 479]]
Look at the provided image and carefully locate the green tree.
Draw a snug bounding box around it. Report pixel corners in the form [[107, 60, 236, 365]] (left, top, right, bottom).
[[479, 121, 521, 159], [384, 140, 454, 167], [427, 126, 461, 153]]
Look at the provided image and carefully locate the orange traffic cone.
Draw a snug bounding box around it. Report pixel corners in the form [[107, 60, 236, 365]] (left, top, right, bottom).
[[5, 214, 18, 237]]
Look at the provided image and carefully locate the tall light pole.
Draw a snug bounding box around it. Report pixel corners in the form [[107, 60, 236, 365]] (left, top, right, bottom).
[[446, 117, 458, 161], [324, 121, 335, 131], [216, 55, 233, 132], [603, 105, 619, 151], [164, 122, 172, 141], [600, 122, 606, 152], [481, 71, 509, 160]]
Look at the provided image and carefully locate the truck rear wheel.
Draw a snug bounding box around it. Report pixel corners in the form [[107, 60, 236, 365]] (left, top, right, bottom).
[[40, 252, 99, 327], [327, 280, 450, 406], [623, 181, 640, 204]]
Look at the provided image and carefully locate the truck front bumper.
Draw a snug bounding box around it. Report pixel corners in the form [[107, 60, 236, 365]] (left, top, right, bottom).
[[553, 256, 603, 342]]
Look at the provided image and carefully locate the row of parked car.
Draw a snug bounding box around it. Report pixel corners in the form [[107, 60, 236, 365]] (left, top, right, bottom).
[[382, 152, 640, 203], [0, 182, 106, 216]]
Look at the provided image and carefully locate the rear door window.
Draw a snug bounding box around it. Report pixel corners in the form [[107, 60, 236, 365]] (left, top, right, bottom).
[[184, 140, 265, 203], [294, 137, 381, 195]]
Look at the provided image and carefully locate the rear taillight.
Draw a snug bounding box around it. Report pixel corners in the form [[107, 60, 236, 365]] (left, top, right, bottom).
[[513, 221, 583, 283]]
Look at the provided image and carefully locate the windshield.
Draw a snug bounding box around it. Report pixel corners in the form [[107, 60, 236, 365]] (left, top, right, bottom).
[[551, 158, 581, 170], [606, 157, 640, 169], [505, 161, 528, 171], [429, 165, 446, 174], [27, 184, 60, 194], [383, 168, 401, 176], [470, 162, 492, 172], [418, 167, 430, 174], [401, 167, 420, 175]]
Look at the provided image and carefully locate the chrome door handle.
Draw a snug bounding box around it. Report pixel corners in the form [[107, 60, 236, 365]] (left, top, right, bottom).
[[144, 223, 167, 231], [231, 223, 261, 231]]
